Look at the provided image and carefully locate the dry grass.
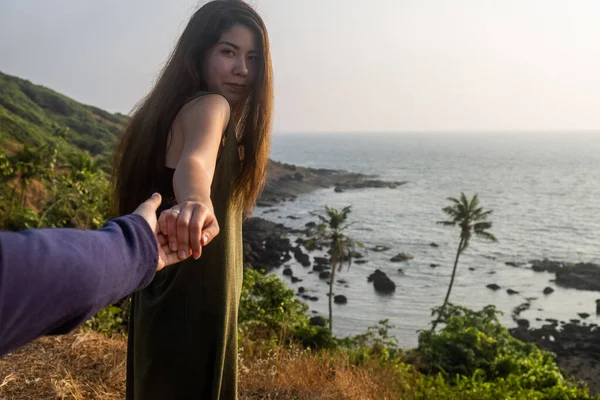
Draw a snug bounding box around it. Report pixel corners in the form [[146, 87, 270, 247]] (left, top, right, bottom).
[[0, 330, 417, 400], [239, 337, 416, 400], [0, 331, 126, 400]]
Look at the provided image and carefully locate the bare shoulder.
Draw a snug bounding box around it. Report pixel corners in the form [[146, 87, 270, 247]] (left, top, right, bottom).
[[176, 93, 231, 133]]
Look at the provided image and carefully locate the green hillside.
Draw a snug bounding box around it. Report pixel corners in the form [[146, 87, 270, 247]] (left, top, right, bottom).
[[0, 70, 127, 162], [0, 71, 126, 230]]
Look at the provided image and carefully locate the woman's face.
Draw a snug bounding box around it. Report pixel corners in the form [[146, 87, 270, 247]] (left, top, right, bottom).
[[203, 24, 260, 105]]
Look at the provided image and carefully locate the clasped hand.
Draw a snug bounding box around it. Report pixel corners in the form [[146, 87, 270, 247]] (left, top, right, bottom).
[[133, 193, 220, 270], [158, 197, 220, 261]]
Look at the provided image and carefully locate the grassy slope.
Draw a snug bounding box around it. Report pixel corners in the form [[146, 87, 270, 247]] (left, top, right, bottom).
[[0, 70, 127, 160]]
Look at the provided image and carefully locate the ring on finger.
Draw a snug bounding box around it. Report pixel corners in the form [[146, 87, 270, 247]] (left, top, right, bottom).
[[169, 208, 181, 215]]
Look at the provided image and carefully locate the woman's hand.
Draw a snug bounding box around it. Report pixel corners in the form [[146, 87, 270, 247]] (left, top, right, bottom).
[[158, 199, 220, 260], [133, 193, 189, 271]]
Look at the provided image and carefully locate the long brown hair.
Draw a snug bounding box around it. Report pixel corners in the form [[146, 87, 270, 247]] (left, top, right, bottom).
[[112, 0, 273, 217]]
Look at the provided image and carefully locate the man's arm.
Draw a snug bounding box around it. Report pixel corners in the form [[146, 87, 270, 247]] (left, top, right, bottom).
[[0, 214, 157, 356]]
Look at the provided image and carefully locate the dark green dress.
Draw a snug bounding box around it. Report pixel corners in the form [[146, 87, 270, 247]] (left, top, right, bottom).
[[126, 92, 243, 400]]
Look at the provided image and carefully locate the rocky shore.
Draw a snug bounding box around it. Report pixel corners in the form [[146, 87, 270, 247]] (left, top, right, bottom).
[[256, 160, 407, 207], [504, 258, 600, 292], [243, 159, 408, 273]]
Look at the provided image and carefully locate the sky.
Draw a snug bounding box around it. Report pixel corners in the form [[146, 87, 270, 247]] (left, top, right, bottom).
[[1, 0, 599, 133]]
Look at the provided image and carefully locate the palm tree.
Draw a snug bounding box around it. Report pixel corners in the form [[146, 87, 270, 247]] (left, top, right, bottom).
[[431, 193, 497, 332], [315, 205, 361, 332]]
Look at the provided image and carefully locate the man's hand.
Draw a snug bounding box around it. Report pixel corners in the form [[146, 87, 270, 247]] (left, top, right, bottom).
[[133, 193, 190, 271]]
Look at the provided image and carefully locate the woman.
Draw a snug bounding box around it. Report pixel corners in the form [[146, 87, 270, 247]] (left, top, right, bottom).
[[112, 1, 273, 398]]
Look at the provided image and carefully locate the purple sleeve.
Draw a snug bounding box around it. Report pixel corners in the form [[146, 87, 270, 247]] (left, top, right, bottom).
[[0, 214, 157, 356]]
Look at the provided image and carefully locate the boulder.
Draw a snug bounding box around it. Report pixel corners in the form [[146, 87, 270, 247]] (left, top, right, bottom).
[[355, 260, 368, 264], [319, 271, 331, 280], [430, 264, 439, 268], [297, 286, 306, 294], [367, 269, 396, 294], [430, 242, 439, 248], [390, 253, 414, 262], [486, 284, 501, 291], [292, 246, 311, 267], [312, 264, 326, 273], [507, 289, 519, 295], [517, 319, 530, 329], [397, 269, 405, 275], [309, 316, 327, 327], [314, 256, 329, 265], [555, 263, 600, 291], [530, 259, 564, 273], [578, 313, 591, 319], [334, 295, 348, 305], [291, 276, 302, 283], [543, 287, 555, 295], [283, 268, 293, 276]]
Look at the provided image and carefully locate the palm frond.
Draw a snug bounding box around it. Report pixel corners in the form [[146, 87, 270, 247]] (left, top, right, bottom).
[[437, 220, 456, 226], [447, 197, 461, 205], [475, 231, 497, 242], [473, 221, 493, 232]]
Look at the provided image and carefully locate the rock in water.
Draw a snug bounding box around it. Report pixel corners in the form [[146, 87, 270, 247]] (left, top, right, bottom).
[[390, 253, 414, 262], [543, 287, 555, 295], [334, 295, 348, 304], [319, 271, 331, 280], [517, 319, 530, 328], [283, 268, 293, 276], [530, 259, 564, 273], [555, 262, 600, 291], [312, 264, 326, 272], [292, 246, 311, 267], [367, 269, 396, 294], [486, 284, 501, 291], [309, 316, 326, 327], [507, 289, 519, 295]]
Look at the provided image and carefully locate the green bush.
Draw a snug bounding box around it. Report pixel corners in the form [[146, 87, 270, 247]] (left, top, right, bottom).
[[239, 268, 335, 349], [415, 304, 595, 398]]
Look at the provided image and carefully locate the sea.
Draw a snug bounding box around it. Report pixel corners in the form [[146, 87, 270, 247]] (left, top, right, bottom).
[[253, 132, 600, 348]]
